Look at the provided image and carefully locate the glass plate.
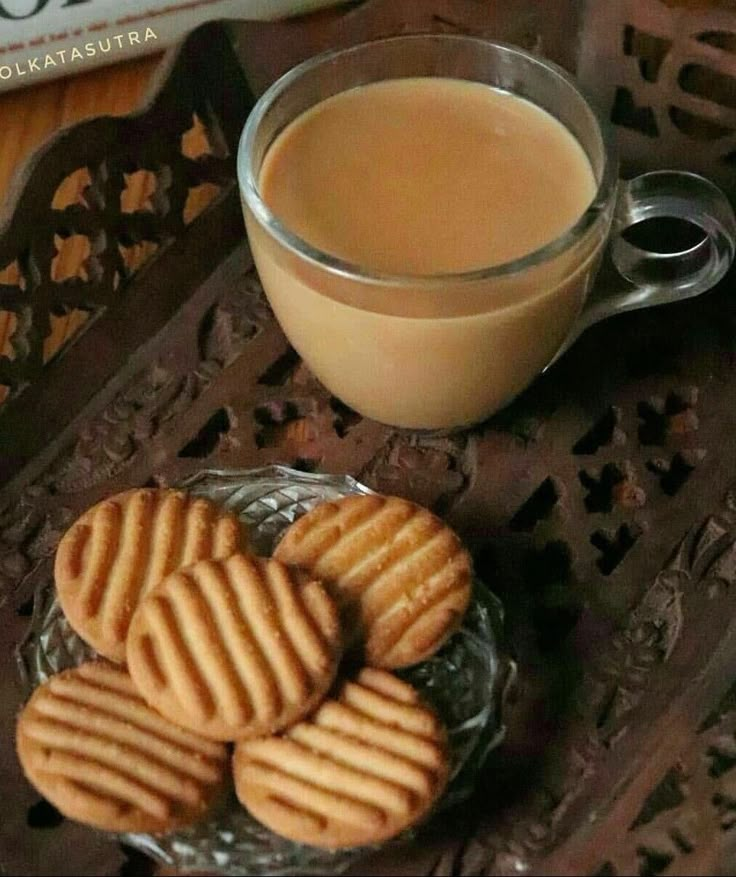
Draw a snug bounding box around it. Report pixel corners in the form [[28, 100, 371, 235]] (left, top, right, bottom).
[[16, 465, 509, 876]]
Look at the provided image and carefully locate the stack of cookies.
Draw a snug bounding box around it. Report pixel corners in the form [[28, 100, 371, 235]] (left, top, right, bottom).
[[16, 487, 473, 850]]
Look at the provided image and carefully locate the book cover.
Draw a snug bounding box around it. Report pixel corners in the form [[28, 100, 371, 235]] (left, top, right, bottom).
[[0, 0, 344, 90]]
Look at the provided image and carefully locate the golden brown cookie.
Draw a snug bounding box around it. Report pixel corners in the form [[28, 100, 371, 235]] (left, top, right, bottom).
[[274, 494, 472, 668], [16, 661, 228, 833], [233, 667, 449, 849], [55, 488, 247, 662], [127, 553, 342, 741]]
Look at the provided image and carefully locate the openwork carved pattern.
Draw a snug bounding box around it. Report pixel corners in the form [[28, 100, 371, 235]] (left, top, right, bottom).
[[577, 0, 736, 196], [4, 233, 736, 875], [0, 22, 253, 488], [3, 7, 736, 877], [577, 673, 736, 876], [0, 106, 231, 408]]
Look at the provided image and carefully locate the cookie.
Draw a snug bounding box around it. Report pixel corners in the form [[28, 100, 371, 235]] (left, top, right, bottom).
[[127, 553, 342, 740], [16, 661, 228, 833], [274, 494, 472, 668], [233, 667, 449, 849], [55, 488, 247, 662]]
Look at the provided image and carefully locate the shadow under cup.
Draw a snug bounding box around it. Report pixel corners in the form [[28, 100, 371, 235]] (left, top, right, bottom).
[[237, 36, 620, 431]]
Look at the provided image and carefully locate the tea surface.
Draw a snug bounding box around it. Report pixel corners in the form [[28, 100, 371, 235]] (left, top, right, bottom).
[[260, 77, 596, 274]]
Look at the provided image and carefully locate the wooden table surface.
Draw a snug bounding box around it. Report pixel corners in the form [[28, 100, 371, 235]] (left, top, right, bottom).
[[0, 55, 161, 368], [0, 56, 161, 202]]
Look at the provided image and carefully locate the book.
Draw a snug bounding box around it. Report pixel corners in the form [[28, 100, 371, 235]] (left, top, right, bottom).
[[0, 0, 344, 91]]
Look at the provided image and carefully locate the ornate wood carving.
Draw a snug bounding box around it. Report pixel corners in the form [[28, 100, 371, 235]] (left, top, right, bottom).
[[2, 5, 736, 876], [0, 22, 254, 488], [577, 0, 736, 199]]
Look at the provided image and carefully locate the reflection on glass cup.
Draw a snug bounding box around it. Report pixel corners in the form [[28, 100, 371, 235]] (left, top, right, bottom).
[[238, 35, 736, 431]]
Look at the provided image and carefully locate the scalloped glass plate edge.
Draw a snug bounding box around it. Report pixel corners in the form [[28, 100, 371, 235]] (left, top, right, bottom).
[[16, 465, 511, 877]]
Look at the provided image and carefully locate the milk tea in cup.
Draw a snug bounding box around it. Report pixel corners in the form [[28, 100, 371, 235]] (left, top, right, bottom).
[[242, 54, 607, 430]]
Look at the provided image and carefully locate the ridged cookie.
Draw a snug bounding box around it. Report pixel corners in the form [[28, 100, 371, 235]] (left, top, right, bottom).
[[274, 494, 472, 668], [16, 661, 228, 833], [127, 553, 342, 740], [55, 488, 247, 662], [234, 667, 449, 849]]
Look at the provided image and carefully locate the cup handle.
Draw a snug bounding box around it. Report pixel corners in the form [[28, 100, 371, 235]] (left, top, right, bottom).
[[550, 171, 736, 364]]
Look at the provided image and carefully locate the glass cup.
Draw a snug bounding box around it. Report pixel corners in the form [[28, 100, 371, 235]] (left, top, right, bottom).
[[238, 35, 736, 431]]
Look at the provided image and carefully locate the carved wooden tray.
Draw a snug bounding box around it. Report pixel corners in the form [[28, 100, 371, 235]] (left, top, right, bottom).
[[3, 3, 736, 876]]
